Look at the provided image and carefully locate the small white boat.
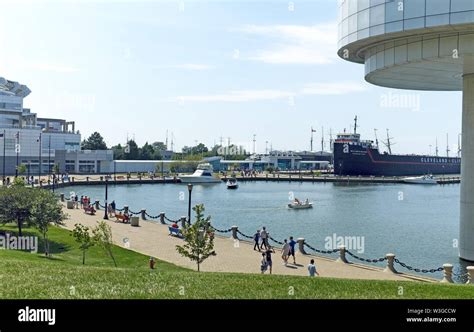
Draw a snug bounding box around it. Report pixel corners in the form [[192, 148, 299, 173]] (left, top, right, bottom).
[[179, 163, 221, 183], [403, 174, 438, 185], [288, 200, 313, 209], [226, 178, 238, 189]]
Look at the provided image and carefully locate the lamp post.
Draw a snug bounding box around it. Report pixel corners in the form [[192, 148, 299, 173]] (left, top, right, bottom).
[[187, 183, 193, 224], [104, 176, 109, 220], [37, 133, 42, 185], [15, 131, 20, 177], [2, 129, 5, 184]]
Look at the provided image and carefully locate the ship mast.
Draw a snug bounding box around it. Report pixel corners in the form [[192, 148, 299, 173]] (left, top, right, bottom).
[[310, 127, 316, 152], [321, 126, 324, 154], [383, 129, 395, 155], [446, 133, 450, 157], [435, 137, 439, 156], [329, 128, 333, 152], [353, 115, 358, 134], [374, 129, 379, 149]]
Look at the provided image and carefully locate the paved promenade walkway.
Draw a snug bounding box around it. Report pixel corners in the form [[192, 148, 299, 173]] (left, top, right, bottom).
[[61, 204, 435, 282]]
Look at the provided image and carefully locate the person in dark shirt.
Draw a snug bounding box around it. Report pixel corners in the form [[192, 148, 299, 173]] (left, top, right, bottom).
[[265, 248, 275, 274], [253, 230, 261, 251], [288, 236, 297, 264]]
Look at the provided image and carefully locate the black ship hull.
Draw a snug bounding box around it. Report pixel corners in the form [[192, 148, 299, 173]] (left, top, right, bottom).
[[334, 142, 461, 176]]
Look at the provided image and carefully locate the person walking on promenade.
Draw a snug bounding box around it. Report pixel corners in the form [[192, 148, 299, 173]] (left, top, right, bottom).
[[74, 195, 79, 209], [281, 239, 290, 266], [260, 253, 268, 274], [264, 247, 275, 274], [253, 230, 261, 251], [288, 236, 297, 264], [260, 227, 268, 250], [80, 195, 84, 209], [110, 200, 116, 216], [308, 259, 319, 277]]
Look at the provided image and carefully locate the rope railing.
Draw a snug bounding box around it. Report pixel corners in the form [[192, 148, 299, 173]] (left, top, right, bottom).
[[304, 242, 339, 255], [236, 229, 253, 238], [164, 215, 181, 223], [145, 211, 161, 219], [394, 258, 443, 274], [346, 250, 387, 263]]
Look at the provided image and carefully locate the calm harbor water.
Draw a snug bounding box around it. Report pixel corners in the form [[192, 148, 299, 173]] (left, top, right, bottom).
[[67, 181, 465, 279]]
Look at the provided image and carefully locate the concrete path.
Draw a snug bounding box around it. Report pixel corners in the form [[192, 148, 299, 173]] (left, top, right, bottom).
[[60, 203, 436, 282]]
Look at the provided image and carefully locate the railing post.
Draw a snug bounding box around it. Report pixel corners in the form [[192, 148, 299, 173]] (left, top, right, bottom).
[[60, 193, 64, 202], [466, 266, 474, 284], [441, 264, 454, 283], [231, 226, 238, 239], [124, 205, 129, 215], [141, 209, 146, 220], [71, 177, 75, 183], [86, 176, 89, 182], [297, 238, 307, 255], [159, 212, 165, 224], [180, 216, 187, 229], [95, 200, 100, 210], [383, 253, 398, 274], [336, 245, 349, 264]]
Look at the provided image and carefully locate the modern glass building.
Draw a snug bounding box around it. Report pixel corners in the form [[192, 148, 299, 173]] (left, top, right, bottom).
[[337, 0, 474, 261], [0, 77, 113, 176]]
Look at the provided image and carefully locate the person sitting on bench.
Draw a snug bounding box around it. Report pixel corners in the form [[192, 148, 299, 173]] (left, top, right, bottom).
[[83, 204, 96, 215], [115, 212, 129, 223]]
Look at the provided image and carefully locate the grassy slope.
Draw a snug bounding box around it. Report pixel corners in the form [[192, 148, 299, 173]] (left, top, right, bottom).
[[1, 225, 473, 299]]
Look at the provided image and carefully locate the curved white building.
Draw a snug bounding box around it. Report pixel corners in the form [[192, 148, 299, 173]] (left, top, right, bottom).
[[337, 0, 474, 261]]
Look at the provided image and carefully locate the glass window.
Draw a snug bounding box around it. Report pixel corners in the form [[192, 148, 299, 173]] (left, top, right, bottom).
[[370, 4, 386, 26], [358, 0, 370, 11], [358, 9, 370, 30], [386, 21, 403, 33], [370, 24, 385, 36], [404, 17, 425, 30], [426, 13, 450, 27], [407, 42, 422, 61], [348, 14, 358, 34], [385, 0, 404, 22], [358, 28, 370, 39], [348, 0, 358, 16], [404, 0, 425, 19], [384, 47, 395, 67], [426, 0, 450, 15], [450, 11, 474, 24], [394, 44, 408, 64], [370, 0, 385, 6], [439, 36, 458, 57], [451, 0, 474, 12]]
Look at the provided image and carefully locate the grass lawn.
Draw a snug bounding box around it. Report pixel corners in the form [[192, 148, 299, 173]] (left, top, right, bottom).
[[1, 224, 473, 299]]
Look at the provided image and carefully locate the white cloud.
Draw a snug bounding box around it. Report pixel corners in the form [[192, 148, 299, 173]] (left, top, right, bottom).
[[301, 82, 369, 95], [26, 63, 79, 73], [175, 82, 367, 103], [237, 23, 337, 65], [177, 90, 295, 103], [156, 64, 214, 71]]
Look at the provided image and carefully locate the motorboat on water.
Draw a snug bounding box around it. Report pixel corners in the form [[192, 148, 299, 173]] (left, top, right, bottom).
[[226, 178, 238, 189], [179, 163, 221, 183], [288, 199, 313, 209], [402, 174, 438, 185]]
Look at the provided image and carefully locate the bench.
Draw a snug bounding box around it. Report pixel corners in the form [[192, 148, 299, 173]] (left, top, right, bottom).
[[115, 214, 130, 223], [83, 205, 96, 215], [168, 227, 182, 237]]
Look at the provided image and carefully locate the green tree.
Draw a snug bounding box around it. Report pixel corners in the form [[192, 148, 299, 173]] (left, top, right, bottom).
[[12, 177, 26, 187], [31, 190, 67, 257], [175, 204, 216, 272], [81, 132, 107, 150], [139, 142, 155, 160], [17, 164, 27, 175], [152, 141, 167, 152], [125, 140, 139, 160], [93, 221, 117, 267], [72, 223, 94, 264], [0, 186, 35, 236], [111, 144, 125, 160]]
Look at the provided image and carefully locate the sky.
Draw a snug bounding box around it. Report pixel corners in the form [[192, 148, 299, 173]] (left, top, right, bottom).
[[0, 0, 463, 155]]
